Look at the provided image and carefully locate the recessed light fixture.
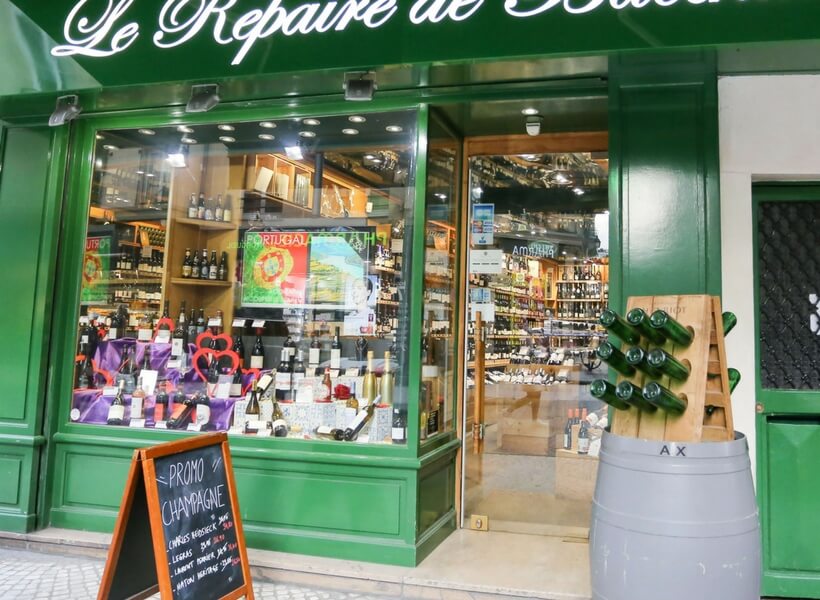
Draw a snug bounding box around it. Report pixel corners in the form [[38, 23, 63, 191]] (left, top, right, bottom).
[[181, 137, 197, 144], [103, 144, 118, 151], [145, 172, 155, 178], [522, 107, 539, 116], [342, 128, 359, 135], [573, 187, 585, 196], [258, 134, 275, 141], [218, 124, 235, 131], [298, 131, 316, 138], [136, 170, 144, 175], [138, 128, 156, 136], [434, 193, 447, 200], [95, 134, 103, 140], [303, 118, 321, 126], [259, 121, 277, 129], [385, 125, 403, 133], [349, 115, 366, 123], [177, 126, 194, 133], [219, 136, 235, 143], [364, 154, 376, 160]]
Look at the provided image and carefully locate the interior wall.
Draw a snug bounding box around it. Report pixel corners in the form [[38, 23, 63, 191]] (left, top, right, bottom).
[[718, 74, 820, 480]]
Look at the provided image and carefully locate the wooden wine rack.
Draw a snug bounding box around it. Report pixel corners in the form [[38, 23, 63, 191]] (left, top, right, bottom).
[[611, 295, 734, 443]]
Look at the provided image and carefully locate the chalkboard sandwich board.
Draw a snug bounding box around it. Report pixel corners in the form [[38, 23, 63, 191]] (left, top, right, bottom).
[[97, 433, 254, 600]]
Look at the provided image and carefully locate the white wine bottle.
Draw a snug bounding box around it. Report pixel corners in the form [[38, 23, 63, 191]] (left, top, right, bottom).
[[344, 394, 381, 441]]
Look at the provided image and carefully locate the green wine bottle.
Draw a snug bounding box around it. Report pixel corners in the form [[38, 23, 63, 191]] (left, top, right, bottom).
[[728, 368, 741, 393], [646, 348, 691, 382], [599, 308, 641, 345], [649, 310, 694, 347], [597, 342, 637, 377], [590, 379, 631, 410], [625, 346, 665, 379], [615, 381, 657, 412], [722, 312, 737, 336], [643, 382, 687, 415], [626, 308, 667, 345]]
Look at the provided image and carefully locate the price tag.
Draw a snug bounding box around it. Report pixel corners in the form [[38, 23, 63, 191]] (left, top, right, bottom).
[[140, 370, 158, 395], [129, 418, 146, 428], [227, 427, 244, 436], [215, 375, 232, 399], [232, 318, 247, 328], [207, 317, 222, 328], [186, 423, 202, 432], [391, 238, 403, 254], [252, 319, 266, 329], [166, 358, 181, 369], [155, 330, 171, 344], [78, 316, 89, 325], [345, 367, 360, 377], [365, 201, 373, 213], [154, 421, 167, 429], [329, 369, 340, 379], [102, 386, 118, 397], [256, 428, 272, 437], [245, 420, 264, 431], [138, 328, 153, 341]]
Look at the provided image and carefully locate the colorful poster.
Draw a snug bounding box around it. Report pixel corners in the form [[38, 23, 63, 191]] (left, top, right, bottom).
[[471, 203, 495, 246], [241, 231, 309, 307], [307, 231, 371, 309], [80, 236, 110, 304]]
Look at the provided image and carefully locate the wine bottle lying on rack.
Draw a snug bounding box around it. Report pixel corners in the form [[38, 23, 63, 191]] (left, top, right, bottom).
[[625, 346, 665, 379], [599, 309, 640, 345], [590, 379, 631, 410], [615, 381, 657, 412], [626, 308, 667, 345], [649, 310, 694, 347], [597, 342, 636, 377], [646, 348, 691, 382], [642, 382, 687, 415]]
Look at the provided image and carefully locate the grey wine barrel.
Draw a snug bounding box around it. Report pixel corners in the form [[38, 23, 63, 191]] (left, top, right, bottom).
[[589, 430, 760, 600]]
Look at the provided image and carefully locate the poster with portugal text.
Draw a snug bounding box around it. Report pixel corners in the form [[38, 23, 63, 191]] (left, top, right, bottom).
[[80, 236, 110, 304], [241, 231, 308, 307]]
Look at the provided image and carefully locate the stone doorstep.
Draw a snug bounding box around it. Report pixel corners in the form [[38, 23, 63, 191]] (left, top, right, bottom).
[[0, 528, 589, 600]]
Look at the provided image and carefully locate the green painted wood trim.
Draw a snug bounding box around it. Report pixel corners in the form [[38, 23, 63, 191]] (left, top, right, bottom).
[[0, 512, 37, 534], [415, 510, 457, 565], [0, 435, 46, 448]]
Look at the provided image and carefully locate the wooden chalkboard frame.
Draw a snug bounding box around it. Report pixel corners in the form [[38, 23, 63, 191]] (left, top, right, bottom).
[[98, 433, 254, 600]]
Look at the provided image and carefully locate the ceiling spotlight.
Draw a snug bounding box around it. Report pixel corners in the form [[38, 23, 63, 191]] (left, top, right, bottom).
[[522, 107, 539, 116], [48, 94, 82, 127], [259, 121, 277, 129], [95, 134, 104, 140], [386, 125, 403, 133], [298, 131, 316, 138], [177, 125, 194, 133], [258, 134, 275, 141], [219, 136, 235, 143], [285, 145, 304, 160], [364, 154, 376, 160], [181, 137, 197, 144], [185, 83, 220, 113], [349, 115, 366, 123], [342, 128, 359, 135], [573, 187, 585, 196], [146, 172, 155, 178], [138, 128, 156, 136], [218, 124, 235, 131], [303, 118, 321, 126], [344, 71, 376, 102], [103, 144, 118, 151]]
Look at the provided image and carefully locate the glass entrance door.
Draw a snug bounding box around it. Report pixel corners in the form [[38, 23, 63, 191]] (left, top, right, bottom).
[[462, 148, 610, 537]]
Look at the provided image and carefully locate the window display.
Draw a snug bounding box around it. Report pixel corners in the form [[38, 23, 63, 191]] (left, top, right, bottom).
[[71, 111, 417, 443]]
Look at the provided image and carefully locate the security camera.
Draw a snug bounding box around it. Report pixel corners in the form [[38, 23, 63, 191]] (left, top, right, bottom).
[[526, 115, 543, 137]]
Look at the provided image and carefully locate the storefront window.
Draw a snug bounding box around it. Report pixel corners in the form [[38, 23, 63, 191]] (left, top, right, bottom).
[[71, 111, 417, 443]]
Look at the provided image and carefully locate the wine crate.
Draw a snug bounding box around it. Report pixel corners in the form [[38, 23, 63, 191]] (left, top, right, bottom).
[[611, 295, 734, 443], [555, 449, 599, 502]]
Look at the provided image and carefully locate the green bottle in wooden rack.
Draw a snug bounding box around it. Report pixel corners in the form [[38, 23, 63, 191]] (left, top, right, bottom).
[[597, 342, 636, 377], [625, 346, 665, 379], [646, 348, 691, 382], [642, 382, 688, 415], [728, 368, 741, 393], [590, 379, 631, 410], [599, 308, 640, 345], [649, 310, 694, 347], [722, 312, 737, 336], [626, 308, 667, 345], [615, 381, 657, 412]]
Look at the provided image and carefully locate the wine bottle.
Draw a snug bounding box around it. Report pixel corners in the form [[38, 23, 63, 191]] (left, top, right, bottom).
[[292, 349, 306, 398], [625, 346, 664, 379], [195, 392, 211, 427], [199, 249, 209, 279], [590, 379, 631, 410], [284, 335, 296, 362], [191, 250, 201, 277], [250, 334, 265, 369], [330, 326, 342, 369], [308, 333, 321, 368], [642, 382, 687, 415], [723, 312, 737, 336], [344, 382, 359, 425], [154, 381, 169, 423], [131, 376, 146, 421], [597, 342, 636, 377], [321, 368, 333, 402], [215, 194, 224, 221], [272, 419, 288, 437], [140, 343, 152, 373], [204, 196, 214, 221], [76, 342, 93, 389], [222, 194, 232, 222], [391, 407, 407, 444], [117, 345, 137, 393], [615, 381, 657, 412], [646, 348, 691, 382], [380, 351, 394, 406], [343, 394, 381, 441], [196, 193, 206, 220], [362, 351, 377, 404], [217, 251, 228, 281], [187, 193, 198, 219], [577, 421, 590, 454], [275, 348, 292, 402], [208, 250, 218, 280], [649, 310, 694, 347], [107, 381, 126, 426], [167, 392, 195, 429], [187, 307, 198, 342], [196, 309, 207, 336], [562, 409, 572, 449], [172, 302, 187, 357], [230, 369, 243, 397], [182, 248, 193, 278], [626, 308, 667, 345], [728, 368, 741, 393], [244, 380, 261, 431], [599, 308, 641, 345], [314, 425, 345, 440]]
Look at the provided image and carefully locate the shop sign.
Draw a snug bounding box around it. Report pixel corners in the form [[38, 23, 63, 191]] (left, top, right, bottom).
[[499, 238, 557, 259], [469, 248, 504, 274]]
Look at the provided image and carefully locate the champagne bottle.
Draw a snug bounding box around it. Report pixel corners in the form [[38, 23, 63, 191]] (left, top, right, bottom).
[[330, 326, 342, 369], [362, 351, 377, 404], [597, 342, 636, 377], [182, 248, 193, 278], [626, 308, 667, 345], [723, 312, 737, 336], [646, 348, 691, 382], [615, 381, 657, 412], [599, 308, 640, 345], [590, 379, 631, 410], [154, 381, 169, 423], [208, 250, 218, 280], [728, 368, 741, 393], [107, 381, 126, 426], [251, 334, 265, 369], [625, 346, 664, 379], [344, 394, 381, 441], [642, 382, 687, 415], [649, 310, 694, 347], [380, 351, 394, 406], [314, 425, 345, 440], [275, 348, 292, 402]]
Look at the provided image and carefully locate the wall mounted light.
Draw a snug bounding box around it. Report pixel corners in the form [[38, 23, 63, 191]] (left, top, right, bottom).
[[186, 84, 220, 113], [344, 72, 376, 102], [48, 95, 82, 127]]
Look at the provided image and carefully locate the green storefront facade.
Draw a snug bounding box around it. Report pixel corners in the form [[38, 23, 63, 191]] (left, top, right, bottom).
[[2, 0, 820, 597]]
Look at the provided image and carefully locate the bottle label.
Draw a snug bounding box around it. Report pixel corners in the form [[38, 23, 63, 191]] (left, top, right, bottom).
[[391, 427, 406, 442], [292, 373, 305, 389], [188, 207, 198, 218], [275, 372, 292, 391], [578, 438, 590, 454], [563, 433, 571, 449], [138, 328, 152, 341], [108, 328, 118, 340], [250, 355, 264, 369], [108, 404, 125, 421], [182, 265, 192, 277], [308, 348, 320, 365], [223, 209, 232, 222], [330, 349, 341, 369], [196, 405, 211, 425], [171, 338, 184, 357], [130, 397, 143, 418], [209, 266, 218, 279], [230, 382, 243, 397]]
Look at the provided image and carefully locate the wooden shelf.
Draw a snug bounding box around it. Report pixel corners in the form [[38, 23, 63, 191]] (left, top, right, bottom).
[[425, 274, 452, 285], [556, 299, 604, 303], [377, 300, 399, 307], [372, 265, 399, 276], [468, 359, 510, 369], [174, 217, 238, 231], [170, 277, 233, 287], [557, 280, 603, 284], [95, 277, 163, 286]]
